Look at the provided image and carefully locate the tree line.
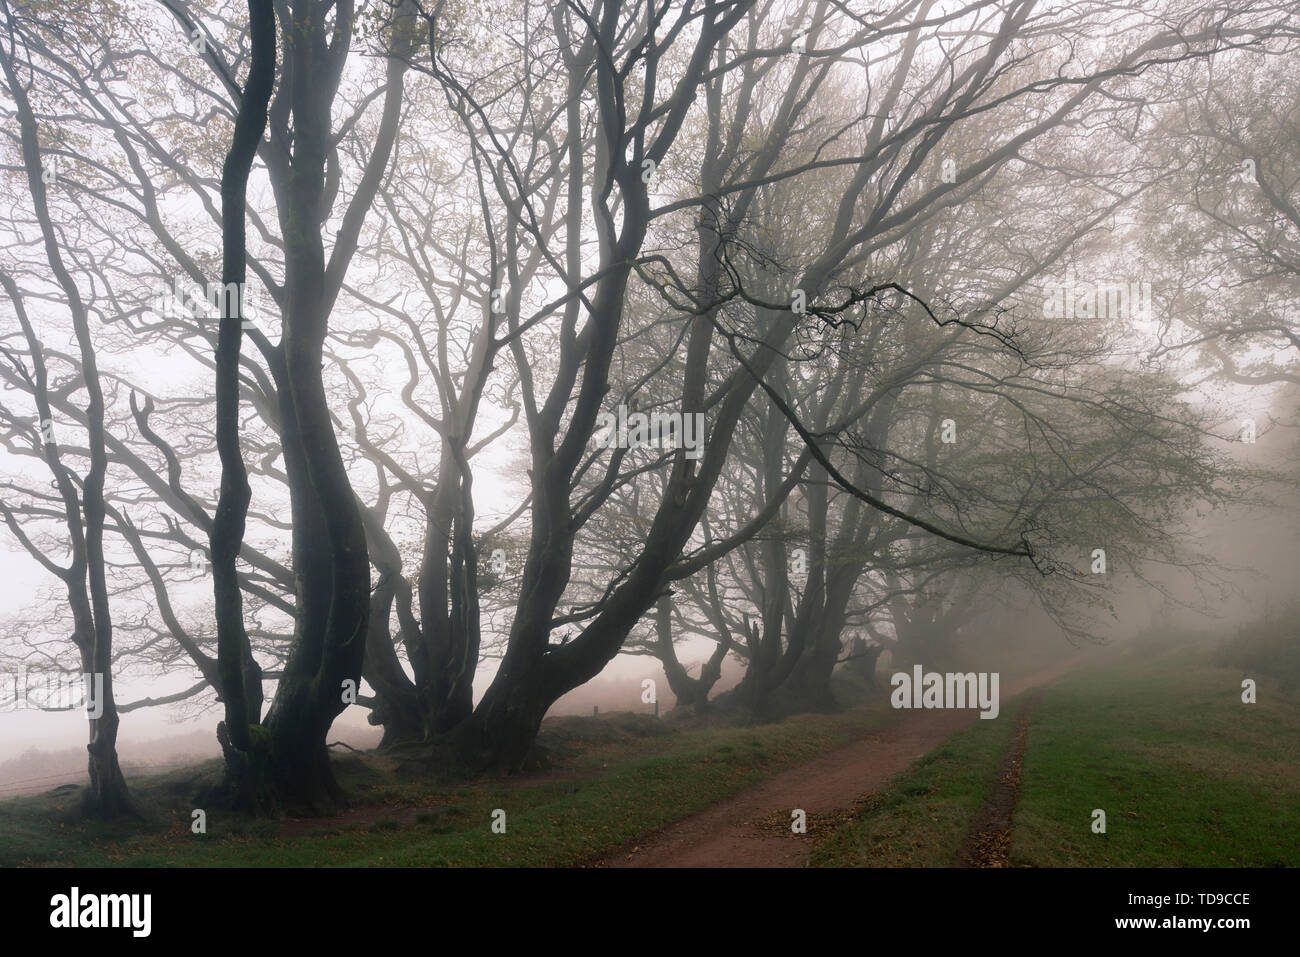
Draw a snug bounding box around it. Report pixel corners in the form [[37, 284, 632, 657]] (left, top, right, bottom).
[[1, 0, 1295, 816]]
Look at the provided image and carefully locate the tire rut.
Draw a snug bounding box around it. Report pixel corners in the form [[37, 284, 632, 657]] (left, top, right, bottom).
[[955, 693, 1038, 868]]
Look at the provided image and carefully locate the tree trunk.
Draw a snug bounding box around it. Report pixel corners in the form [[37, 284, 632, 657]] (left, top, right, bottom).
[[215, 0, 415, 812], [84, 655, 133, 819], [210, 0, 277, 814], [452, 661, 552, 773], [655, 593, 727, 712]]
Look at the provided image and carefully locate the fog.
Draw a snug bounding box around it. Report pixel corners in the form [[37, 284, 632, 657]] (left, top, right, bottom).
[[1, 0, 1297, 836]]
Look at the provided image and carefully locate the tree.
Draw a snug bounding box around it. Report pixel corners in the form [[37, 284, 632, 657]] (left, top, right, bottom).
[[422, 0, 1273, 769], [210, 0, 421, 811], [0, 0, 133, 817]]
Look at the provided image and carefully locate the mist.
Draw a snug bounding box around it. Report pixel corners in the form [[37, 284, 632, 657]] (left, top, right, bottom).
[[0, 0, 1296, 902]]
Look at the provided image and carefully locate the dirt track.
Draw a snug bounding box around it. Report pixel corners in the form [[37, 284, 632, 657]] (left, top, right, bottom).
[[596, 659, 1082, 868]]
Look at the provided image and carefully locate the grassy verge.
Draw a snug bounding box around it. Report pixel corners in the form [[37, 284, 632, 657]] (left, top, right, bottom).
[[809, 697, 1026, 867], [0, 702, 893, 867], [1010, 652, 1300, 866]]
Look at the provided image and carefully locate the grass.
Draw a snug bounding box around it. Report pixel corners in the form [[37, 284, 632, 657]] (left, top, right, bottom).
[[1010, 651, 1300, 866], [0, 701, 894, 867], [813, 642, 1300, 867], [9, 639, 1294, 868]]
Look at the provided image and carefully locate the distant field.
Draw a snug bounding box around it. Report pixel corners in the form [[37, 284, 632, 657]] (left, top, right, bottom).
[[812, 646, 1300, 867]]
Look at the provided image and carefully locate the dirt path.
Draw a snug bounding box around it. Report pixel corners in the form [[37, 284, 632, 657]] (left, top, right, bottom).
[[596, 659, 1081, 868]]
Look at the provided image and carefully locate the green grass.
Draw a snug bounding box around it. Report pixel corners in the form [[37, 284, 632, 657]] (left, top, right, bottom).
[[11, 643, 1293, 868], [1010, 652, 1300, 866], [814, 645, 1300, 867], [810, 697, 1026, 867], [0, 702, 894, 867]]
